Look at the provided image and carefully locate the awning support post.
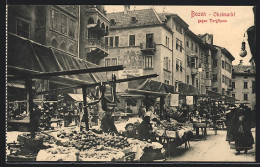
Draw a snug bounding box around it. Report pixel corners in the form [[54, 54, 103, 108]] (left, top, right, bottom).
[[145, 95, 149, 111], [25, 78, 35, 139], [160, 96, 165, 120], [82, 85, 89, 131]]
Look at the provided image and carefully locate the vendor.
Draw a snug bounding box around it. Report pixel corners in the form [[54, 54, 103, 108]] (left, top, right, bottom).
[[122, 123, 137, 138], [100, 109, 118, 134], [137, 115, 156, 142]]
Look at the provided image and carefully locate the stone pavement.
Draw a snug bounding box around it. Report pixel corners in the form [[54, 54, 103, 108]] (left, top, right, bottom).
[[167, 129, 255, 162]]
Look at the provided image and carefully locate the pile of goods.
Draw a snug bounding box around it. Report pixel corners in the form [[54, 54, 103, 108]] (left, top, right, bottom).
[[161, 123, 185, 131], [39, 103, 53, 131], [55, 130, 130, 151], [17, 132, 57, 145]]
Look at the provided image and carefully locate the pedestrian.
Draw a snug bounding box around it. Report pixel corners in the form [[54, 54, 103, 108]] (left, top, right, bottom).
[[225, 106, 236, 143], [123, 123, 137, 138], [233, 107, 254, 155], [100, 109, 118, 134]]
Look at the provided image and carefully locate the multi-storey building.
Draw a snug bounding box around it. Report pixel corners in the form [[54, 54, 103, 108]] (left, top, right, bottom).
[[79, 5, 110, 65], [104, 7, 175, 111], [158, 13, 189, 92], [199, 34, 234, 96], [7, 5, 109, 101], [8, 5, 80, 56], [231, 61, 256, 109]]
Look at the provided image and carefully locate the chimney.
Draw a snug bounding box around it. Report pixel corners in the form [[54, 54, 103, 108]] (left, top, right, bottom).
[[124, 5, 130, 14]]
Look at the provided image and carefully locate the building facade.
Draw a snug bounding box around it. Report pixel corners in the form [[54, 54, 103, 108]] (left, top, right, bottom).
[[199, 34, 234, 96], [231, 62, 256, 109]]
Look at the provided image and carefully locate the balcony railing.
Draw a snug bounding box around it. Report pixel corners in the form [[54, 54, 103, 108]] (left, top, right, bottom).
[[140, 42, 156, 50], [85, 38, 108, 53]]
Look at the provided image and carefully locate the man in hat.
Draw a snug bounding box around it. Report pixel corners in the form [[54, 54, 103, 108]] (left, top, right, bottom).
[[123, 123, 137, 138], [100, 108, 118, 134]]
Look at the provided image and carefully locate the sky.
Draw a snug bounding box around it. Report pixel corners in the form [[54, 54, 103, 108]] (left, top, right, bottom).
[[105, 5, 255, 65]]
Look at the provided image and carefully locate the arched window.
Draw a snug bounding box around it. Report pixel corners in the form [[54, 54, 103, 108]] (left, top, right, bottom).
[[88, 17, 94, 24], [51, 38, 58, 48], [69, 45, 74, 54], [60, 41, 66, 50]]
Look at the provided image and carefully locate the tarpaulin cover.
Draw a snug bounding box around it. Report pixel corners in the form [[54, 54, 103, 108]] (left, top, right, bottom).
[[128, 77, 174, 94], [7, 33, 107, 85], [178, 82, 198, 95]]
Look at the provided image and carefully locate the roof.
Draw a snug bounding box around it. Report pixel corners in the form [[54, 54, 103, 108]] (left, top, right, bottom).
[[158, 13, 189, 29], [7, 33, 107, 86], [107, 8, 163, 29], [232, 65, 255, 75], [209, 44, 235, 61]]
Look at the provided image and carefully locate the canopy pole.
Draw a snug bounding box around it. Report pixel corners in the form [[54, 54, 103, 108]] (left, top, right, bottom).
[[82, 85, 89, 131], [25, 78, 35, 138], [160, 96, 165, 120]]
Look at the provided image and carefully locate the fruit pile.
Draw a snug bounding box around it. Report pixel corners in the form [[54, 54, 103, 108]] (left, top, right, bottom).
[[161, 123, 184, 131], [17, 132, 57, 144], [56, 130, 130, 151]]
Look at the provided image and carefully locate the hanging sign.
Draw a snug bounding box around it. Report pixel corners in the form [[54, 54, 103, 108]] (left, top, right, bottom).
[[170, 94, 179, 107], [186, 96, 193, 105]]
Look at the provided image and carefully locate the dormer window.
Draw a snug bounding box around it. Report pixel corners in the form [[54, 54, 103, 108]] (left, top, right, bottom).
[[131, 17, 137, 23], [110, 19, 116, 25]]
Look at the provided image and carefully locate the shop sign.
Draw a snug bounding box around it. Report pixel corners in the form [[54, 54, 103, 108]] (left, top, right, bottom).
[[118, 68, 143, 78], [186, 96, 193, 105], [170, 94, 179, 106]]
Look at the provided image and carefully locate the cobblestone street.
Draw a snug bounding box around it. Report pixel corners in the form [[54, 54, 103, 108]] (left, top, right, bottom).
[[167, 128, 255, 162]]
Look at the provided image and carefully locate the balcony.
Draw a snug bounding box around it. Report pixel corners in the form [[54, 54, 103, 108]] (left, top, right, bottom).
[[140, 42, 156, 54], [191, 67, 198, 76], [85, 38, 109, 58]]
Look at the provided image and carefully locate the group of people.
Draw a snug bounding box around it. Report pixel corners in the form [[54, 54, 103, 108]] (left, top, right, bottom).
[[226, 104, 255, 155], [100, 106, 157, 142]]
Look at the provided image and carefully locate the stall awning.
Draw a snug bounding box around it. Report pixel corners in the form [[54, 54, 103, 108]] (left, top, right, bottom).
[[7, 33, 107, 85], [128, 77, 175, 94], [206, 90, 222, 99], [66, 93, 93, 102], [178, 83, 198, 95]]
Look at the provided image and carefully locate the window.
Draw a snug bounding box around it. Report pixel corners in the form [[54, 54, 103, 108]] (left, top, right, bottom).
[[60, 41, 66, 50], [190, 57, 196, 68], [222, 60, 225, 69], [176, 38, 182, 52], [61, 14, 67, 34], [51, 9, 59, 30], [167, 38, 170, 48], [244, 76, 248, 79], [196, 78, 199, 88], [51, 38, 58, 48], [213, 59, 218, 67], [252, 81, 256, 93], [164, 57, 169, 70], [232, 75, 235, 79], [222, 75, 225, 83], [129, 35, 135, 46], [244, 94, 248, 101], [68, 19, 76, 38], [187, 75, 190, 84], [16, 18, 30, 38], [205, 55, 208, 64], [111, 58, 117, 65], [105, 59, 110, 67], [105, 37, 108, 46], [187, 56, 191, 67], [110, 19, 116, 25], [195, 45, 198, 53], [244, 82, 248, 89], [186, 40, 189, 47], [69, 45, 74, 54], [176, 23, 182, 34], [109, 37, 113, 47], [212, 88, 218, 92], [144, 56, 152, 68], [180, 61, 183, 72], [115, 36, 119, 47], [176, 60, 179, 71], [191, 41, 194, 51], [164, 80, 169, 84], [232, 93, 235, 98], [232, 81, 235, 89], [206, 72, 209, 79], [212, 74, 217, 82], [166, 36, 168, 47]]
